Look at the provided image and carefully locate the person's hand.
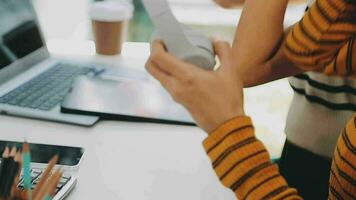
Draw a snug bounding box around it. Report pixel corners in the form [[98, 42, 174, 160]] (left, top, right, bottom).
[[145, 40, 245, 133], [214, 0, 244, 8]]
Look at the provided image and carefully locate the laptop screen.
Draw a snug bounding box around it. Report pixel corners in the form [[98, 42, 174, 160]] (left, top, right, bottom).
[[0, 0, 44, 71]]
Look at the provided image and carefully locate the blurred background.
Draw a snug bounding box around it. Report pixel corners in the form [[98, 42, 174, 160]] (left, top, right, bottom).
[[31, 0, 306, 42], [31, 0, 307, 158]]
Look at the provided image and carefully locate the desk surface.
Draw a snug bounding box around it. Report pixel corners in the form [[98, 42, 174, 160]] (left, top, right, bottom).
[[0, 41, 236, 200], [0, 116, 236, 200]]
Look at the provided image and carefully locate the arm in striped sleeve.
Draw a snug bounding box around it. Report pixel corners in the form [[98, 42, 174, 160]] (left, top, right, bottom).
[[203, 116, 302, 200], [328, 115, 356, 199], [284, 0, 356, 75], [323, 35, 356, 75]]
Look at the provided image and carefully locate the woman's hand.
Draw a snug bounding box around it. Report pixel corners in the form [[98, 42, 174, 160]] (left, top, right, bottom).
[[145, 40, 245, 133], [213, 0, 244, 8]]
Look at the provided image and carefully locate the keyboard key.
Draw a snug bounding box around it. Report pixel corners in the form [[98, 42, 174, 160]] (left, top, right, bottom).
[[59, 176, 70, 183]]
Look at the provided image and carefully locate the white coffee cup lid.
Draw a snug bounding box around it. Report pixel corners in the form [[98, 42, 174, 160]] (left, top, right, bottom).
[[89, 1, 134, 22]]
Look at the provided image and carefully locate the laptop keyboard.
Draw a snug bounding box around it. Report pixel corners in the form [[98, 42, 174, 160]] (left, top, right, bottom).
[[0, 63, 103, 111]]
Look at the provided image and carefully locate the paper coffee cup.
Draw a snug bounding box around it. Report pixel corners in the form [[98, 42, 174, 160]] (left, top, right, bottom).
[[89, 1, 134, 55]]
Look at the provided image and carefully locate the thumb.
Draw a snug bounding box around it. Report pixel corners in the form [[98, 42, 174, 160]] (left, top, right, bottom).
[[213, 40, 233, 71]]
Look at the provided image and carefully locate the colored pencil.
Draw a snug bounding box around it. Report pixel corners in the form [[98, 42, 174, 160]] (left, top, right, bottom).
[[0, 146, 15, 197], [22, 142, 32, 200], [34, 170, 62, 200], [0, 143, 64, 200], [2, 151, 21, 197], [33, 155, 58, 199], [11, 151, 23, 199], [0, 146, 10, 192]]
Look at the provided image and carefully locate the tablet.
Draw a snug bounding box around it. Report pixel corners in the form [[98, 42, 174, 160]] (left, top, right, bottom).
[[61, 76, 195, 125]]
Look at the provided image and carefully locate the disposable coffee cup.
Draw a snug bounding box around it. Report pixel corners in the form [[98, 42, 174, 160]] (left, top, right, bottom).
[[89, 1, 133, 55]]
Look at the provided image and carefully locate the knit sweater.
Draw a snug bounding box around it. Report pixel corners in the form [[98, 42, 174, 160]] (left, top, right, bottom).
[[203, 116, 355, 199], [285, 0, 356, 74], [203, 0, 356, 199], [284, 0, 356, 158]]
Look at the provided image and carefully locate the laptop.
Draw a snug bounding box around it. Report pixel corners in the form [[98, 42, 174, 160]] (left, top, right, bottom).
[[0, 0, 102, 126]]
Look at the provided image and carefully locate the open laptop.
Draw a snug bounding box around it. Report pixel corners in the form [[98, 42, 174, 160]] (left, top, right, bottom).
[[0, 0, 102, 126]]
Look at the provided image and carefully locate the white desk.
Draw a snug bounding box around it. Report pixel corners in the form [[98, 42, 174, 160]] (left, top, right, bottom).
[[0, 41, 236, 200]]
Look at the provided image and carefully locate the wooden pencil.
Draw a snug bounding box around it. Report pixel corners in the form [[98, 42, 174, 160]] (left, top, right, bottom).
[[0, 146, 10, 181], [34, 170, 62, 200], [48, 170, 62, 197], [2, 151, 21, 197], [0, 147, 10, 177], [0, 143, 66, 200], [11, 150, 22, 199], [22, 142, 32, 200], [9, 146, 17, 157], [32, 155, 58, 199], [0, 147, 10, 198]]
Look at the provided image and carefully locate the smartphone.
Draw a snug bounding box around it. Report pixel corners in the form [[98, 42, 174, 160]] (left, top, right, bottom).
[[0, 140, 83, 200], [0, 140, 85, 168]]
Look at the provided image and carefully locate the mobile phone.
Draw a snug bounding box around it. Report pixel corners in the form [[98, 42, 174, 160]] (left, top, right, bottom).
[[0, 140, 84, 167]]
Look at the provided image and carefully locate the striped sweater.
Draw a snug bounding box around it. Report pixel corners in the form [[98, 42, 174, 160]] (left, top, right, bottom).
[[203, 116, 355, 199], [203, 0, 356, 199], [285, 0, 356, 74], [283, 0, 356, 158]]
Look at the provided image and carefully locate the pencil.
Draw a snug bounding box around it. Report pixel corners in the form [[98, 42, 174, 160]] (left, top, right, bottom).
[[22, 142, 32, 200], [33, 155, 58, 199], [1, 147, 17, 196], [34, 170, 62, 200], [0, 147, 10, 178], [47, 170, 62, 197], [0, 146, 16, 196], [0, 147, 10, 180], [9, 146, 17, 157], [0, 147, 10, 197], [2, 151, 21, 197], [11, 151, 22, 199]]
